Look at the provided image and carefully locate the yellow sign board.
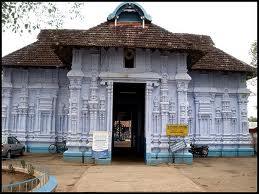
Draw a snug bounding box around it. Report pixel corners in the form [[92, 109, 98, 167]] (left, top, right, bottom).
[[166, 124, 188, 137]]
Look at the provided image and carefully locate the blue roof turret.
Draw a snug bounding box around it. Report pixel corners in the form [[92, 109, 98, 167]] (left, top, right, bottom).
[[107, 2, 152, 23]]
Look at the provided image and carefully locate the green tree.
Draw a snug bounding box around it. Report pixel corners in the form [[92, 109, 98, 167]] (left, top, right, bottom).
[[249, 40, 257, 67], [248, 116, 257, 122], [2, 2, 85, 34], [247, 40, 257, 89]]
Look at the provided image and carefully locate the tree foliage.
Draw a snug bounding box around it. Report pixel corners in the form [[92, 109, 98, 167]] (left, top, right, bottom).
[[249, 40, 257, 67], [247, 40, 257, 88], [2, 2, 85, 34], [248, 116, 257, 122]]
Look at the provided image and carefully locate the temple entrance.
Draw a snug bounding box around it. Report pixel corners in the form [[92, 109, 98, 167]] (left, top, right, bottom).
[[112, 83, 145, 162]]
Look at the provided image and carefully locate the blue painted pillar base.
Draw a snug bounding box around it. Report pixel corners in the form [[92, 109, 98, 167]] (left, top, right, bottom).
[[63, 151, 112, 164], [145, 152, 193, 165], [207, 149, 222, 157], [26, 145, 50, 153], [237, 148, 254, 156], [63, 151, 85, 163], [93, 151, 112, 165], [174, 152, 193, 164], [222, 148, 238, 157], [95, 158, 112, 165], [208, 148, 255, 157]]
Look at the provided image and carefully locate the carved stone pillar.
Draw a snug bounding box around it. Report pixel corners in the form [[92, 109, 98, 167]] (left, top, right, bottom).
[[222, 89, 231, 133], [235, 87, 254, 156], [81, 99, 89, 140], [99, 95, 106, 131], [215, 107, 222, 143], [237, 93, 251, 144], [145, 81, 153, 154], [2, 105, 7, 131], [187, 105, 193, 141], [106, 81, 113, 153], [26, 103, 35, 143], [51, 95, 57, 135], [35, 90, 40, 135], [176, 80, 191, 151], [159, 74, 169, 153], [88, 73, 99, 149], [2, 68, 13, 136], [66, 74, 83, 150], [210, 93, 216, 137], [169, 98, 176, 124], [17, 85, 29, 143], [97, 79, 113, 156], [2, 88, 12, 135], [176, 81, 189, 124], [66, 49, 84, 151], [194, 94, 200, 140], [11, 104, 19, 134], [63, 105, 69, 139], [151, 97, 160, 154], [174, 53, 192, 163]]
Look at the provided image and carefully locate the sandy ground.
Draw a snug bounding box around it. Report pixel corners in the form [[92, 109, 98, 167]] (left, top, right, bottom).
[[174, 157, 257, 192], [16, 153, 257, 192], [2, 170, 34, 185]]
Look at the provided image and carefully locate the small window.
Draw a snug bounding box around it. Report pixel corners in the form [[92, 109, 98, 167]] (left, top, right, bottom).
[[124, 48, 135, 68], [8, 137, 14, 144]]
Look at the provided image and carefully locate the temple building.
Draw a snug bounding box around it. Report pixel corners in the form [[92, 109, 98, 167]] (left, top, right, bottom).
[[2, 2, 256, 164]]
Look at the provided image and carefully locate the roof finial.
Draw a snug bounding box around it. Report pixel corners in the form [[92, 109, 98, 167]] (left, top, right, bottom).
[[141, 16, 145, 28], [107, 2, 152, 22]]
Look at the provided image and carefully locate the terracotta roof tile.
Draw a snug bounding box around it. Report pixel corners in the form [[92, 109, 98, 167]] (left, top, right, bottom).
[[192, 47, 256, 73], [2, 41, 64, 67], [37, 22, 209, 51], [1, 21, 255, 75]]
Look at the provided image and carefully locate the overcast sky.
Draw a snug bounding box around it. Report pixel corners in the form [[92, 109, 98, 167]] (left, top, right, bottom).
[[2, 2, 257, 117]]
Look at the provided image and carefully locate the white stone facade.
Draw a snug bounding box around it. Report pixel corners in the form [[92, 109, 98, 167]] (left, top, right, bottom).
[[2, 47, 253, 162]]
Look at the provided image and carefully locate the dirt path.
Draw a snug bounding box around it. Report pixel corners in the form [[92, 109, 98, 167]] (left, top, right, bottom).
[[18, 154, 257, 192], [72, 164, 204, 192], [175, 157, 257, 192]]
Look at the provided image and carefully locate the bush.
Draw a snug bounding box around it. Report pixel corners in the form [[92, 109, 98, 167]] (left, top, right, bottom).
[[8, 164, 15, 174], [21, 160, 26, 168], [27, 164, 34, 176]]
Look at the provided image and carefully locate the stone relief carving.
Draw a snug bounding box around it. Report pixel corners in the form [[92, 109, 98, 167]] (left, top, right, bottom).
[[99, 95, 106, 131], [215, 107, 221, 135], [160, 73, 169, 111], [152, 96, 160, 153], [187, 105, 193, 135], [28, 103, 35, 132], [152, 97, 160, 134], [169, 98, 176, 124], [81, 99, 89, 134], [1, 50, 253, 156], [2, 105, 7, 129], [11, 103, 19, 131]]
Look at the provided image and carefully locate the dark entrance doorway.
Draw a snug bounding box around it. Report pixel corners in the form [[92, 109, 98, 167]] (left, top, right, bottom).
[[112, 83, 145, 162]]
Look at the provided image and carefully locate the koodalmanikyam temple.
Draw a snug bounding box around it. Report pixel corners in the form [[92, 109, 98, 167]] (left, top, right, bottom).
[[2, 2, 256, 164]]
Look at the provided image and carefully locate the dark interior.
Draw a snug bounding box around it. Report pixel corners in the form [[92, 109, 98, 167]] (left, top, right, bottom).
[[112, 83, 145, 162]]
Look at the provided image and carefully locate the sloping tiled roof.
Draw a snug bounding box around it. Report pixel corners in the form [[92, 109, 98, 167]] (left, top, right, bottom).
[[192, 47, 255, 73], [1, 21, 256, 75], [2, 41, 64, 67], [37, 22, 210, 51]]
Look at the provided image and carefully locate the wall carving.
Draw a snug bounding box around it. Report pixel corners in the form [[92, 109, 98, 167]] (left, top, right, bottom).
[[1, 49, 252, 154]]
